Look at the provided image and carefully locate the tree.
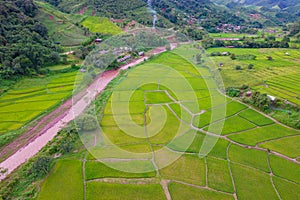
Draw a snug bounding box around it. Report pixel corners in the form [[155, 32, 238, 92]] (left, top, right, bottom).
[[227, 87, 240, 97], [267, 56, 273, 61], [77, 114, 98, 131], [195, 54, 202, 63], [31, 157, 52, 177]]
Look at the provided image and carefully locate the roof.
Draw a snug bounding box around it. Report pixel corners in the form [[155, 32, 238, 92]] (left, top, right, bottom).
[[267, 95, 276, 101]]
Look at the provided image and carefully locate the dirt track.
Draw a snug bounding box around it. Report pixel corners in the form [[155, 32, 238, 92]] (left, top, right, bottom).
[[0, 47, 169, 181]]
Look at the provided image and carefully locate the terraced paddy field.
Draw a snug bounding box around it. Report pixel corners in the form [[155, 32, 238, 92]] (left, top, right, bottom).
[[37, 47, 300, 199], [207, 48, 300, 105], [36, 1, 89, 46], [0, 72, 82, 136], [81, 16, 123, 35]]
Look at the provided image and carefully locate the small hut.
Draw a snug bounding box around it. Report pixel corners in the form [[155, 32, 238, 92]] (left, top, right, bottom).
[[95, 38, 102, 43]]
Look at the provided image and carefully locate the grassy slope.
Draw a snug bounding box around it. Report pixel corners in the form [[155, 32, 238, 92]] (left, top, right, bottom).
[[81, 16, 122, 35], [35, 1, 89, 46]]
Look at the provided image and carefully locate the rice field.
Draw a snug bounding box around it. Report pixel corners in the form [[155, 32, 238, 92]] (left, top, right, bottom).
[[37, 47, 300, 199], [0, 72, 81, 135], [36, 1, 89, 46], [207, 48, 300, 105], [81, 16, 123, 35]]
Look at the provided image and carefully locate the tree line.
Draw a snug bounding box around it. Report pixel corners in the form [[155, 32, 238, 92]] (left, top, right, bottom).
[[0, 0, 59, 79]]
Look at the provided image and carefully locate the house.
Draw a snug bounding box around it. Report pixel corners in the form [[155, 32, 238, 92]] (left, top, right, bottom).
[[117, 55, 131, 63], [95, 38, 102, 43], [222, 52, 229, 56], [267, 95, 276, 102], [246, 91, 252, 97], [138, 52, 145, 56]]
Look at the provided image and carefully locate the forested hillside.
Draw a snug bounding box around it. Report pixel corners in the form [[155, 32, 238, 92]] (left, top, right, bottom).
[[211, 0, 300, 24], [152, 0, 245, 29], [43, 0, 146, 18], [0, 0, 57, 78]]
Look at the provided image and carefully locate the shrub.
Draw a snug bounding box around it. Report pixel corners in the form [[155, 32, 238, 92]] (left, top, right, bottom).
[[235, 65, 242, 70], [230, 53, 236, 60], [248, 64, 254, 69], [210, 51, 221, 56], [227, 87, 240, 97], [76, 114, 98, 131], [30, 157, 52, 178], [236, 54, 257, 60]]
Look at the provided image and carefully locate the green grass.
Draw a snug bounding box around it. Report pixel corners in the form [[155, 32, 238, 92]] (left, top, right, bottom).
[[208, 139, 230, 159], [270, 155, 300, 184], [231, 164, 279, 200], [0, 71, 79, 138], [204, 115, 257, 135], [168, 182, 234, 200], [86, 182, 166, 200], [38, 159, 84, 200], [225, 101, 247, 117], [85, 161, 156, 180], [158, 154, 206, 186], [87, 144, 153, 160], [238, 109, 274, 126], [101, 126, 147, 145], [81, 16, 122, 35], [259, 136, 300, 158], [145, 91, 173, 104], [167, 130, 204, 153], [148, 106, 183, 145], [273, 176, 300, 200], [207, 157, 234, 193], [229, 144, 269, 172], [228, 124, 299, 146], [169, 103, 192, 123]]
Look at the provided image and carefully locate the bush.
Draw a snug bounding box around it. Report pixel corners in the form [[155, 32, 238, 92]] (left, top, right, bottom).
[[227, 87, 240, 97], [210, 51, 221, 56], [236, 54, 257, 60], [30, 157, 52, 178], [230, 53, 236, 60], [76, 114, 98, 131], [248, 64, 254, 69], [235, 65, 242, 70]]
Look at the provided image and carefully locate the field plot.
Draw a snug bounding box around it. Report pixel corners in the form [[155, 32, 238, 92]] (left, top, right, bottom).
[[207, 48, 300, 105], [86, 182, 166, 200], [81, 16, 123, 35], [36, 1, 89, 46], [38, 159, 84, 200], [0, 72, 80, 134], [38, 47, 300, 199]]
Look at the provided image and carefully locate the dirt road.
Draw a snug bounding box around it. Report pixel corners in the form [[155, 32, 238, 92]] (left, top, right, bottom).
[[0, 47, 169, 181]]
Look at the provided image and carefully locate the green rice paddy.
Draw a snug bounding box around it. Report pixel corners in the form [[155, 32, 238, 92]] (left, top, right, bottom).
[[37, 46, 300, 199], [207, 48, 300, 105], [0, 71, 82, 135]]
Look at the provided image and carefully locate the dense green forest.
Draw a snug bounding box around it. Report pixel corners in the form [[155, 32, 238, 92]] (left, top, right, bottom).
[[0, 0, 58, 79], [43, 0, 146, 18]]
